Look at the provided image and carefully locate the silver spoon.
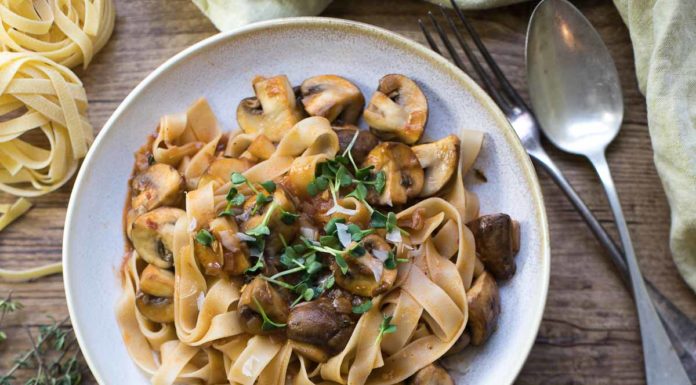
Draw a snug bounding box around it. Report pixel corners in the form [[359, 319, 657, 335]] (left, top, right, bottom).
[[526, 0, 690, 383]]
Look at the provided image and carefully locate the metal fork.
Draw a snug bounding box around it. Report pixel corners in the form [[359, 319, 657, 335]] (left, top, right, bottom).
[[419, 1, 696, 380]]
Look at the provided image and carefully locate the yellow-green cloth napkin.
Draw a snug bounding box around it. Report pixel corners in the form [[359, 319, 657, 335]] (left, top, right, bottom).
[[192, 0, 696, 293]]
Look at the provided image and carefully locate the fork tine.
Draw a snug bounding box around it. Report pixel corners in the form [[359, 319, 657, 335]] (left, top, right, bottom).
[[437, 6, 511, 112], [449, 0, 527, 107], [427, 12, 471, 75], [418, 19, 442, 55]]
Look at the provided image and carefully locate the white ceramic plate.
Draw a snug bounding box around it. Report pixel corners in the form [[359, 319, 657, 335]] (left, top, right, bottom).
[[63, 17, 549, 385]]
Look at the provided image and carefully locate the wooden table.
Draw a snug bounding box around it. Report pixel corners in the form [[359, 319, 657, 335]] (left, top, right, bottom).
[[1, 0, 695, 383]]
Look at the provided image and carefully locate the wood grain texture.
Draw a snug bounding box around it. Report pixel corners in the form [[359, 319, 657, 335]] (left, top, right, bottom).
[[1, 0, 695, 384]]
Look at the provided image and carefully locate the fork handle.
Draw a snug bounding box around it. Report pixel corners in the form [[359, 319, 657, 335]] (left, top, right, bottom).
[[529, 148, 696, 382], [587, 151, 691, 384], [529, 149, 627, 278]]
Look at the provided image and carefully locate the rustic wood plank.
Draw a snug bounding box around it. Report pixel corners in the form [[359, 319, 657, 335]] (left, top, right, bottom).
[[1, 0, 695, 384]]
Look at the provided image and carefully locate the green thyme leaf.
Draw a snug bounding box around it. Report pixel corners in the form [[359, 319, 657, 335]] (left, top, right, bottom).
[[352, 300, 372, 314], [195, 229, 214, 246]]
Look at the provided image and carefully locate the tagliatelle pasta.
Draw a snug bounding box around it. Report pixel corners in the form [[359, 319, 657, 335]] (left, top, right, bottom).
[[0, 52, 92, 197], [0, 0, 116, 68], [117, 74, 521, 385]]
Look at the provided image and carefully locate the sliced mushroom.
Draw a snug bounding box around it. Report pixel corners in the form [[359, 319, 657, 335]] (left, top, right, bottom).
[[194, 235, 224, 276], [130, 207, 185, 268], [363, 142, 424, 206], [467, 271, 500, 346], [287, 289, 356, 354], [139, 264, 175, 297], [131, 163, 184, 211], [136, 292, 174, 323], [363, 74, 428, 145], [300, 75, 364, 124], [467, 214, 519, 280], [412, 135, 460, 197], [236, 75, 303, 142], [238, 276, 290, 335], [409, 363, 454, 385], [333, 235, 397, 297], [333, 125, 380, 164], [444, 332, 471, 357]]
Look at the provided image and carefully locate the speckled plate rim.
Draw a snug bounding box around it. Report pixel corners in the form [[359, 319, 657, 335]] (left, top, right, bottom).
[[63, 16, 549, 385]]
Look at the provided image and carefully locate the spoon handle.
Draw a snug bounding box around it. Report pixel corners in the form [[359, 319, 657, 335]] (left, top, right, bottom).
[[588, 151, 691, 385]]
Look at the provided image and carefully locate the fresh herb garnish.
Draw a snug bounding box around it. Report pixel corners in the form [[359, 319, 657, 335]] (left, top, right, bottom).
[[245, 201, 279, 237], [376, 314, 397, 344], [279, 209, 299, 225], [324, 217, 346, 235], [245, 257, 264, 273], [253, 297, 286, 331], [352, 300, 372, 314], [260, 180, 276, 193], [195, 229, 214, 246], [346, 224, 374, 241]]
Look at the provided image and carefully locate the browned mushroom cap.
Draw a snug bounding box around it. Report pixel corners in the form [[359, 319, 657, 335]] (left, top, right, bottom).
[[333, 125, 380, 164], [236, 75, 303, 142], [135, 292, 174, 323], [409, 363, 454, 385], [363, 74, 428, 145], [467, 271, 500, 346], [301, 75, 365, 124], [333, 235, 397, 297], [287, 289, 357, 354], [131, 163, 183, 211], [130, 207, 186, 268], [238, 276, 290, 335], [412, 135, 460, 197], [139, 264, 175, 297], [467, 213, 520, 280], [363, 142, 424, 206]]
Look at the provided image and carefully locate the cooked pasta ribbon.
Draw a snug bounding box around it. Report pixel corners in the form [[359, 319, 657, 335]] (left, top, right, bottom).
[[116, 97, 487, 385]]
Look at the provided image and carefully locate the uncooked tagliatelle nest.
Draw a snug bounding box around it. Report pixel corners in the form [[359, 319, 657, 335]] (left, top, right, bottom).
[[0, 0, 116, 68], [0, 52, 93, 197]]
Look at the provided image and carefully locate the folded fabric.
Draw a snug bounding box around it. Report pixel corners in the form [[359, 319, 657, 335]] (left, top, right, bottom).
[[191, 0, 696, 293], [191, 0, 331, 31]]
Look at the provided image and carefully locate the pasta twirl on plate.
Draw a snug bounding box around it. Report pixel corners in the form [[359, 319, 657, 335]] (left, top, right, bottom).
[[116, 74, 521, 385]]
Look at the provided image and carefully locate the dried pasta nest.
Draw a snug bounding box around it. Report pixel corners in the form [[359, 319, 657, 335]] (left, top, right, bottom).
[[0, 52, 93, 197], [0, 0, 116, 68]]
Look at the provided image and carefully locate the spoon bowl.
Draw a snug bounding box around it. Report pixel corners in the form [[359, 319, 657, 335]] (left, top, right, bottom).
[[526, 1, 691, 383], [527, 0, 623, 155]]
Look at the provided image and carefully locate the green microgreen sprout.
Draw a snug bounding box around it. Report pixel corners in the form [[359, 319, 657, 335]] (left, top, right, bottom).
[[376, 314, 397, 344], [245, 201, 279, 237], [195, 229, 214, 247], [352, 299, 372, 314], [253, 297, 286, 331]]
